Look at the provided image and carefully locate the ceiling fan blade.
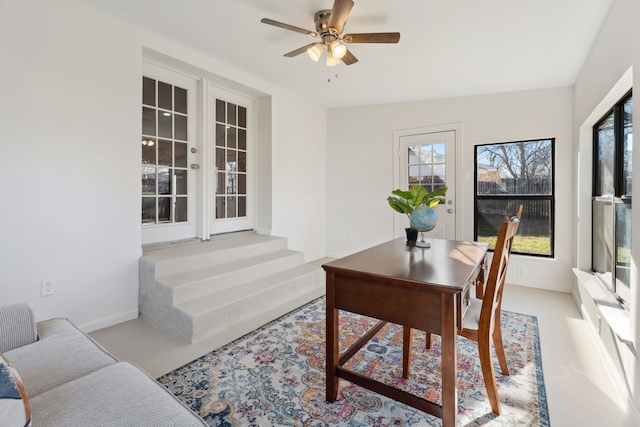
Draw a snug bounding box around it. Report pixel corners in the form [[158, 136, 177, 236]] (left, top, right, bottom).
[[342, 49, 358, 65], [327, 0, 354, 34], [284, 43, 318, 58], [261, 18, 318, 37], [343, 32, 401, 43]]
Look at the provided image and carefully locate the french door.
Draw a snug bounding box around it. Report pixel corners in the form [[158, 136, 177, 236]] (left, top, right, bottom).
[[208, 88, 253, 235], [141, 63, 198, 244], [395, 128, 458, 240], [141, 66, 255, 244]]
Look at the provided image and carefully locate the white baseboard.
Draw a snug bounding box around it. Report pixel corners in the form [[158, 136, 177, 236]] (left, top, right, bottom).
[[326, 251, 348, 259], [78, 309, 139, 333]]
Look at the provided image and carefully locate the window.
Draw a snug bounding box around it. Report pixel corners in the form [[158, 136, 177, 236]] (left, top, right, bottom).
[[474, 139, 554, 257], [593, 91, 632, 306], [407, 142, 446, 193]]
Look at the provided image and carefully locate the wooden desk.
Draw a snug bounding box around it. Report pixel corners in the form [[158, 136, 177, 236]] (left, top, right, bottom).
[[323, 237, 488, 427]]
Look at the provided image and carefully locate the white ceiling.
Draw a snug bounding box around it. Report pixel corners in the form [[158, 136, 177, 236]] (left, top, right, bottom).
[[79, 0, 613, 108]]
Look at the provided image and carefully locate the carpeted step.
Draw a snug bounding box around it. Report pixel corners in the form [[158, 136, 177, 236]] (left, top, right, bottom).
[[163, 249, 305, 305], [142, 234, 288, 279], [138, 233, 325, 343], [181, 264, 325, 342]]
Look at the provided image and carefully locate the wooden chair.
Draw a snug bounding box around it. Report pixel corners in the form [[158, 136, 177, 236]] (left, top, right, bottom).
[[402, 218, 520, 415], [503, 203, 523, 222]]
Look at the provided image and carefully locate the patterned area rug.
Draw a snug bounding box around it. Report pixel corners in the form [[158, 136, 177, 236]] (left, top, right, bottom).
[[158, 297, 549, 426]]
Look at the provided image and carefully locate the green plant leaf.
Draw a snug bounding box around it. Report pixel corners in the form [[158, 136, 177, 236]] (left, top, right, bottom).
[[425, 197, 445, 207], [410, 186, 427, 207], [391, 189, 414, 200], [427, 187, 448, 198], [387, 196, 412, 214], [389, 186, 448, 215], [424, 187, 447, 207]]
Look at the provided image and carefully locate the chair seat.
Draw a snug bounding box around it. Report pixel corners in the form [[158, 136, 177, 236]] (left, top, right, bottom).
[[463, 297, 482, 330]]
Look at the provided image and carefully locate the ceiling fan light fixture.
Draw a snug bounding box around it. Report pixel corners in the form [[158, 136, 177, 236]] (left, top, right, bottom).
[[330, 40, 347, 59], [326, 51, 340, 67], [307, 43, 324, 62], [261, 0, 399, 68]]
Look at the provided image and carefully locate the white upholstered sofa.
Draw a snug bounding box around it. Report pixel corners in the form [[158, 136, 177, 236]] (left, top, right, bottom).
[[0, 303, 207, 427]]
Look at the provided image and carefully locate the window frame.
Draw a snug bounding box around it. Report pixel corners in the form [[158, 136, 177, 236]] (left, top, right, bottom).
[[474, 138, 555, 258], [591, 89, 632, 306]]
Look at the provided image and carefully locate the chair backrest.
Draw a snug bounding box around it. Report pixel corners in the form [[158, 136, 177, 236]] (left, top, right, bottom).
[[514, 204, 523, 220], [479, 219, 520, 334], [503, 203, 523, 222]]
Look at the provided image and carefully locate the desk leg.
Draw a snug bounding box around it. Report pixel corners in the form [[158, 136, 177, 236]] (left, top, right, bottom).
[[402, 326, 413, 379], [325, 272, 339, 402], [440, 292, 458, 427]]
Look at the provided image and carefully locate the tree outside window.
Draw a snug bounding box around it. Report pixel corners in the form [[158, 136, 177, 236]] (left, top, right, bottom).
[[475, 139, 554, 257]]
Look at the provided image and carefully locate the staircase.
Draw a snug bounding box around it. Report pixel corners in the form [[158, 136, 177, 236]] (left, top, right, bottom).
[[139, 233, 325, 343]]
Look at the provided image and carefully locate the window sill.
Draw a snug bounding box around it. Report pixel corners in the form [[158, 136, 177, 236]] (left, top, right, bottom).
[[573, 268, 632, 345]]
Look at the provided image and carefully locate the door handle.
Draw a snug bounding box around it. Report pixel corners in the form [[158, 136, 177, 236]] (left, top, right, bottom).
[[447, 208, 453, 214]]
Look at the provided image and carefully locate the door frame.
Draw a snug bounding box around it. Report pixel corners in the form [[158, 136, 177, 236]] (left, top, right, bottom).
[[392, 123, 462, 240]]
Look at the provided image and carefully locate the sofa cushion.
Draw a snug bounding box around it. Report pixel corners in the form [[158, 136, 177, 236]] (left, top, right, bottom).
[[0, 303, 38, 353], [0, 353, 32, 427], [30, 361, 208, 427], [5, 318, 117, 398]]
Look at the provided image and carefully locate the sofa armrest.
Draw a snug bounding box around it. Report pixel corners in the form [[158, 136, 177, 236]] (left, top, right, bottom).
[[0, 303, 38, 352]]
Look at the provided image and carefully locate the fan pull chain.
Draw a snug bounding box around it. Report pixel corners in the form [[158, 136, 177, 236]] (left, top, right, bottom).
[[327, 69, 339, 83]]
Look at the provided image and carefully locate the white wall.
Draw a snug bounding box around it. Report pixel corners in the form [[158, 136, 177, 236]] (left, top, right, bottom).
[[0, 0, 328, 330], [573, 0, 640, 416], [271, 92, 327, 262], [0, 0, 142, 329], [327, 87, 574, 292]]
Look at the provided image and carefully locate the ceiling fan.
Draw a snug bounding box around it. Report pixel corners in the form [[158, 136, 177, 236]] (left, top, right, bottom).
[[261, 0, 400, 66]]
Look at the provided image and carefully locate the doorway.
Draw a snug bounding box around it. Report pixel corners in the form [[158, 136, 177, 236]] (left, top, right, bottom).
[[394, 127, 458, 240], [141, 64, 256, 245]]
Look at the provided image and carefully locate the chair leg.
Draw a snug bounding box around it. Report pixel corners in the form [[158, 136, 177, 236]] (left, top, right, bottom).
[[492, 319, 510, 376], [425, 332, 432, 349], [402, 326, 413, 379], [478, 334, 501, 415]]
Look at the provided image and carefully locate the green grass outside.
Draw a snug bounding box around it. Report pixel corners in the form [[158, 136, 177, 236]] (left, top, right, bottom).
[[477, 234, 551, 256]]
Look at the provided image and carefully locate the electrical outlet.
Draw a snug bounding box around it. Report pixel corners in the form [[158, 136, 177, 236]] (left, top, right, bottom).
[[517, 268, 525, 277], [41, 279, 55, 296]]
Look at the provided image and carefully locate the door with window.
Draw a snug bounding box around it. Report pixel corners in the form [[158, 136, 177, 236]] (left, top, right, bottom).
[[209, 89, 253, 234], [141, 63, 198, 245], [396, 129, 457, 239]]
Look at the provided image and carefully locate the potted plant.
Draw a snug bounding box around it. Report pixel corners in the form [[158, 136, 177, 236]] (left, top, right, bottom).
[[387, 186, 448, 241]]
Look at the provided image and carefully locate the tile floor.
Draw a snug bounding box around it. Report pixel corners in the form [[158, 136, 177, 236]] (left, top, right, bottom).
[[90, 272, 639, 426]]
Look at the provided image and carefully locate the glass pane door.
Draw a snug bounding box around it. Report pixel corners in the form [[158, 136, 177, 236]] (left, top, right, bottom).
[[215, 99, 247, 220], [398, 130, 457, 240], [141, 63, 198, 245], [210, 89, 253, 235], [142, 77, 189, 224]]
